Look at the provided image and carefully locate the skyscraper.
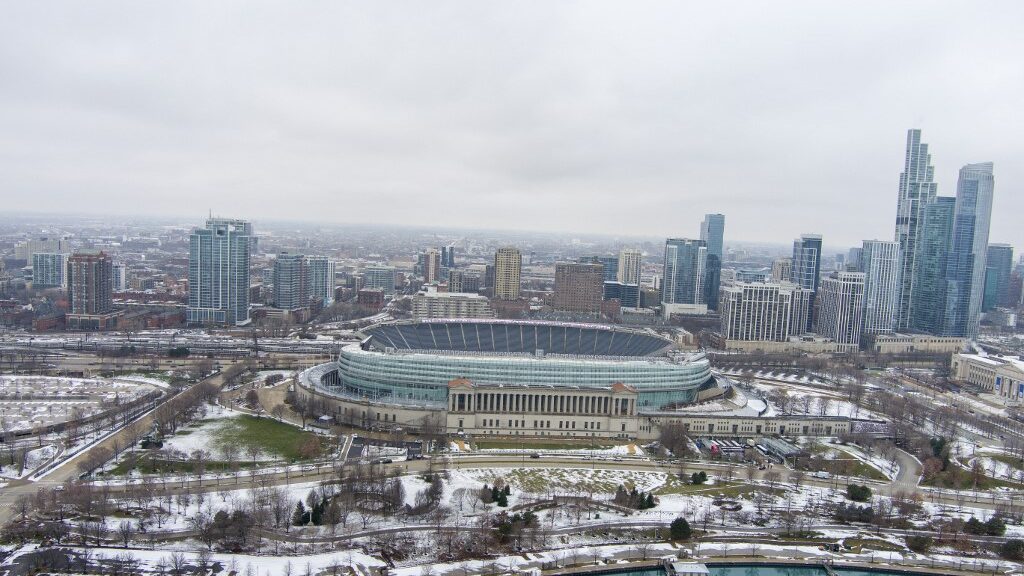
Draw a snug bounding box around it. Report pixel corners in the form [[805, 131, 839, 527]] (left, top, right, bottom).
[[273, 253, 309, 310], [580, 255, 618, 282], [983, 244, 1014, 311], [440, 245, 456, 269], [860, 240, 901, 335], [422, 249, 442, 283], [66, 250, 116, 330], [307, 256, 336, 305], [662, 238, 707, 314], [771, 258, 792, 282], [943, 163, 995, 337], [895, 129, 939, 330], [790, 234, 822, 330], [363, 266, 396, 295], [700, 214, 725, 310], [493, 247, 522, 301], [32, 253, 66, 288], [719, 281, 811, 342], [553, 262, 604, 314], [616, 249, 643, 285], [187, 218, 252, 326], [910, 197, 956, 334], [817, 272, 865, 350]]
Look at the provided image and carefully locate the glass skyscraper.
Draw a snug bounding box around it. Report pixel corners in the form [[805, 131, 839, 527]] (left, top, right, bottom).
[[910, 197, 955, 335], [860, 240, 900, 335], [187, 218, 252, 325], [662, 238, 707, 306], [895, 129, 939, 331], [942, 163, 995, 337], [790, 234, 822, 331], [700, 214, 725, 311], [983, 244, 1013, 311]]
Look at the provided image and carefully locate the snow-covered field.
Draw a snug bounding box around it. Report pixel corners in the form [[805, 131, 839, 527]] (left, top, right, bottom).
[[152, 404, 277, 461]]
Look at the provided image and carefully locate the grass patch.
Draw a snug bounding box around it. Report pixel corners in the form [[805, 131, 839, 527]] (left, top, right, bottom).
[[989, 453, 1024, 473], [655, 476, 759, 498], [216, 415, 323, 461], [108, 455, 258, 476]]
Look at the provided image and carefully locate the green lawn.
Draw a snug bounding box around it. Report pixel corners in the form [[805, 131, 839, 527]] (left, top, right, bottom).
[[216, 415, 323, 461], [109, 455, 257, 476], [844, 537, 905, 552]]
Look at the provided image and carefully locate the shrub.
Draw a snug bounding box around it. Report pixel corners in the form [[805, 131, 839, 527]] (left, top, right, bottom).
[[906, 535, 933, 553], [846, 484, 872, 502], [691, 471, 708, 485], [999, 539, 1024, 561]]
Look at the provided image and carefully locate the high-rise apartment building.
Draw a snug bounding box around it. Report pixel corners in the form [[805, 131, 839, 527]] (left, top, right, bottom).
[[447, 269, 480, 294], [771, 258, 792, 282], [983, 244, 1014, 311], [719, 282, 811, 342], [700, 214, 725, 310], [662, 238, 707, 314], [580, 255, 618, 282], [112, 262, 127, 292], [790, 234, 822, 330], [846, 247, 864, 272], [942, 163, 995, 337], [493, 247, 522, 301], [616, 249, 642, 285], [363, 266, 396, 296], [817, 272, 865, 350], [273, 253, 309, 310], [553, 263, 604, 314], [187, 218, 252, 326], [895, 129, 939, 330], [910, 197, 956, 334], [422, 249, 442, 283], [66, 250, 115, 330], [860, 240, 901, 335], [32, 253, 66, 288], [307, 256, 336, 305]]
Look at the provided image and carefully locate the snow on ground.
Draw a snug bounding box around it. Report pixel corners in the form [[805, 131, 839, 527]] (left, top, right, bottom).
[[972, 454, 1024, 482], [0, 375, 161, 431], [828, 442, 899, 480], [475, 443, 642, 457], [159, 404, 275, 460]]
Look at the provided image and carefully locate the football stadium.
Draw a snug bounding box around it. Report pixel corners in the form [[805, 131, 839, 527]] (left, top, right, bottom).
[[296, 319, 753, 439]]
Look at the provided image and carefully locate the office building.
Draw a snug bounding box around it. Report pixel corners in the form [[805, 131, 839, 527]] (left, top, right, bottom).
[[860, 240, 901, 335], [580, 255, 619, 282], [441, 245, 456, 269], [66, 250, 116, 330], [32, 253, 66, 288], [943, 163, 995, 337], [603, 281, 640, 309], [719, 282, 811, 342], [493, 247, 522, 301], [817, 272, 865, 350], [554, 262, 604, 314], [273, 253, 309, 310], [846, 247, 864, 272], [700, 214, 725, 310], [910, 197, 956, 334], [307, 256, 336, 305], [771, 258, 792, 282], [790, 234, 822, 330], [895, 129, 939, 330], [187, 218, 252, 326], [363, 266, 396, 296], [662, 238, 707, 316], [983, 244, 1014, 311]]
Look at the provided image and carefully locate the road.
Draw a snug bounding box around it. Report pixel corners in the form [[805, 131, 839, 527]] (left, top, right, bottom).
[[0, 370, 230, 526]]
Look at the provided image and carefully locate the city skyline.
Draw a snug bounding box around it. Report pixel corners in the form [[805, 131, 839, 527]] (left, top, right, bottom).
[[1, 3, 1022, 248]]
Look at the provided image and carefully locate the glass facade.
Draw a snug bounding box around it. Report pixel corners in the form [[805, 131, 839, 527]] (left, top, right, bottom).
[[331, 344, 713, 409], [943, 163, 994, 337], [910, 197, 955, 334]]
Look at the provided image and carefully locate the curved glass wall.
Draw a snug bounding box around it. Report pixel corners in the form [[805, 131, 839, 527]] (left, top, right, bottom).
[[332, 344, 712, 409]]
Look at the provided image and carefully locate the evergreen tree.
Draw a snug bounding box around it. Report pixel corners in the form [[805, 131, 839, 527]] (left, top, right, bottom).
[[291, 501, 307, 526], [670, 517, 692, 540]]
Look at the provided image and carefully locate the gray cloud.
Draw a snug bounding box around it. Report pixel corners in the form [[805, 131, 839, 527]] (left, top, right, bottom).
[[1, 1, 1022, 249]]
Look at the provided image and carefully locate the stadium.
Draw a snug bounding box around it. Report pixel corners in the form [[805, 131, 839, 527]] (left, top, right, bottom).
[[297, 319, 737, 439]]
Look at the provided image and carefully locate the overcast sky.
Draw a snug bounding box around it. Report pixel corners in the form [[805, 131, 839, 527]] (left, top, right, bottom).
[[1, 2, 1021, 249]]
